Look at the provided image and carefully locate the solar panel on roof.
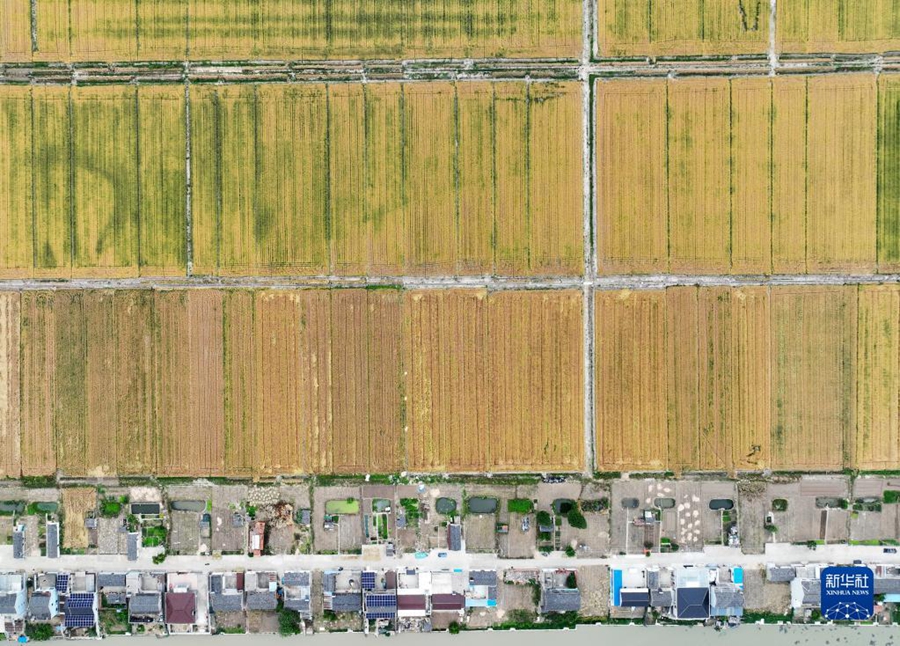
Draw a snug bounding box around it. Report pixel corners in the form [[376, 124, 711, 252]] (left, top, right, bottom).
[[67, 594, 94, 609], [65, 613, 95, 628], [55, 575, 69, 593], [366, 594, 396, 607], [366, 611, 396, 620], [361, 572, 376, 590]]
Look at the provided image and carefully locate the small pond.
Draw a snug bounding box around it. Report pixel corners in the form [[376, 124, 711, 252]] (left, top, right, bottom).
[[620, 498, 639, 509], [33, 502, 58, 513], [0, 502, 24, 515], [708, 499, 734, 511], [467, 497, 498, 514], [131, 503, 161, 515], [553, 499, 576, 514], [654, 498, 676, 509], [436, 498, 457, 515], [170, 500, 206, 512]]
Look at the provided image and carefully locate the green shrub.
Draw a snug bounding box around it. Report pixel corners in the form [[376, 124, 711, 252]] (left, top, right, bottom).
[[772, 499, 788, 512], [565, 572, 577, 589], [278, 609, 302, 636], [26, 624, 55, 641], [567, 508, 587, 530], [536, 510, 552, 527], [507, 499, 534, 514], [884, 490, 900, 504], [565, 545, 576, 557], [448, 622, 461, 634]]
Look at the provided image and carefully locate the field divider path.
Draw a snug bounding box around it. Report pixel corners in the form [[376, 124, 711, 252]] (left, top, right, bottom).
[[5, 275, 900, 293]]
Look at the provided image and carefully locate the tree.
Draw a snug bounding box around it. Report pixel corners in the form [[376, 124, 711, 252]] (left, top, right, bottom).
[[565, 545, 576, 557], [536, 510, 552, 527], [565, 572, 577, 589], [567, 508, 587, 530], [278, 609, 302, 636], [26, 624, 55, 641], [448, 622, 461, 634]]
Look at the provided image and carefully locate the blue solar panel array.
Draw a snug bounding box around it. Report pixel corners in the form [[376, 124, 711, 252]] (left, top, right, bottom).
[[55, 574, 69, 593], [361, 572, 376, 591], [366, 594, 396, 608], [67, 594, 94, 609], [366, 611, 396, 620], [65, 613, 95, 628]]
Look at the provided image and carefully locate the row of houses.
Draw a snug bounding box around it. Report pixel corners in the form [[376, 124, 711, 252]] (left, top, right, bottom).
[[611, 565, 745, 623], [323, 567, 502, 631], [0, 569, 313, 638], [767, 562, 900, 617]]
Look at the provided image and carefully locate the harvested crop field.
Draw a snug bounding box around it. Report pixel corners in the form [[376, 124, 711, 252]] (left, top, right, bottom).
[[6, 288, 580, 477], [594, 285, 889, 473], [192, 81, 582, 277], [778, 0, 900, 54], [595, 74, 885, 274], [61, 487, 96, 550], [404, 290, 583, 472], [597, 0, 769, 56], [17, 0, 582, 61]]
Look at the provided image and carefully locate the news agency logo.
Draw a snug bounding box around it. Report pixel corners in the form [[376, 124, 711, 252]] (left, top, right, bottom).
[[820, 566, 874, 621]]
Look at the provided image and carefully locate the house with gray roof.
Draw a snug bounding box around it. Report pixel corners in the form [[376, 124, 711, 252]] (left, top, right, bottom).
[[12, 525, 24, 560], [209, 573, 244, 615], [467, 570, 498, 608], [709, 583, 744, 617], [245, 571, 278, 612], [447, 524, 462, 551], [766, 564, 796, 583], [324, 570, 362, 614], [539, 569, 580, 614], [790, 579, 820, 609], [875, 577, 900, 594], [99, 573, 127, 608], [0, 573, 26, 634], [129, 593, 163, 624], [283, 572, 312, 619], [127, 532, 139, 561], [46, 522, 59, 559], [28, 591, 58, 622]]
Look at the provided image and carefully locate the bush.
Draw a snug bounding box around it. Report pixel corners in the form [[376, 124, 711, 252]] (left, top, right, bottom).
[[885, 490, 900, 504], [26, 624, 55, 641], [278, 609, 302, 636], [448, 622, 461, 634], [567, 508, 587, 530], [536, 510, 552, 527], [507, 499, 534, 514], [772, 499, 788, 512], [764, 523, 778, 533], [565, 545, 576, 557], [152, 551, 167, 565], [565, 572, 577, 589]]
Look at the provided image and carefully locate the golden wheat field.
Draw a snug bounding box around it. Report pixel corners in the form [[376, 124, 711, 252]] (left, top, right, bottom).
[[5, 288, 582, 477], [0, 80, 581, 279], [1, 84, 187, 279], [17, 0, 581, 61], [597, 0, 769, 57], [778, 0, 900, 54], [192, 81, 583, 277], [596, 74, 886, 275], [594, 285, 884, 473]]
